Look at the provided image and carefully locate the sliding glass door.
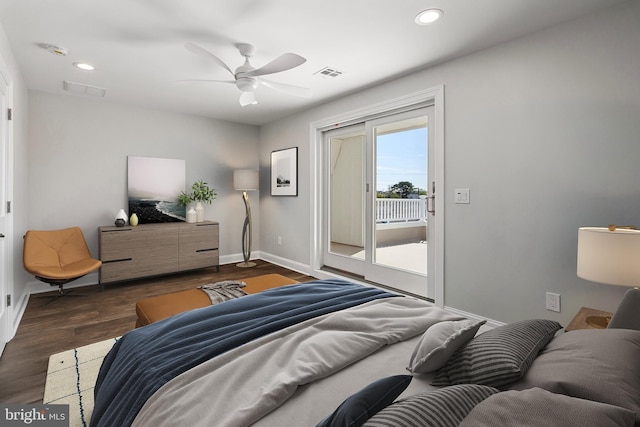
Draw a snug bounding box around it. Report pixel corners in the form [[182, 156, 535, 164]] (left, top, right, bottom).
[[323, 107, 435, 297]]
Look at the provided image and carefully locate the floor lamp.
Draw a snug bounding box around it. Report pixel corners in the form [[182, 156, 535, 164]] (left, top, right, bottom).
[[234, 170, 259, 268]]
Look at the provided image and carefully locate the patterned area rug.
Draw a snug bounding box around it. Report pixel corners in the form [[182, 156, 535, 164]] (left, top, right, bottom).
[[44, 337, 119, 427]]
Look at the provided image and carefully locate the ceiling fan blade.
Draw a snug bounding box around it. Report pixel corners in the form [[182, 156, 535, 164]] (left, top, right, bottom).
[[245, 53, 306, 77], [239, 91, 257, 106], [259, 78, 312, 98], [177, 79, 235, 84], [184, 42, 234, 76]]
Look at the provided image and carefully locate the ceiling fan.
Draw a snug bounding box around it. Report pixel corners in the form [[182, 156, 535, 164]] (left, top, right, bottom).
[[184, 42, 312, 106]]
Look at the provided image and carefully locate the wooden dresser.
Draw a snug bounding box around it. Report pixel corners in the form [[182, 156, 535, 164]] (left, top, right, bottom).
[[98, 221, 219, 288]]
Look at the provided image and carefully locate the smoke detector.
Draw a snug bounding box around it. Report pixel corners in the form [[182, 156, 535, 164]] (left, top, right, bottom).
[[45, 44, 68, 56]]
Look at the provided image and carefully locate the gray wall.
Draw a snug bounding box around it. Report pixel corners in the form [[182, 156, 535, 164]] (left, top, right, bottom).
[[27, 91, 260, 279], [259, 1, 640, 325]]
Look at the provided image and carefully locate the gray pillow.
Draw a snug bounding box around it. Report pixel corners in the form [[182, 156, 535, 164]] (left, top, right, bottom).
[[508, 328, 640, 424], [460, 388, 635, 427], [363, 384, 498, 427], [407, 319, 486, 373], [432, 319, 561, 388]]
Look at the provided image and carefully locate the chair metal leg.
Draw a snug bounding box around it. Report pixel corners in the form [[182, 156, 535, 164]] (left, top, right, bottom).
[[36, 283, 85, 306]]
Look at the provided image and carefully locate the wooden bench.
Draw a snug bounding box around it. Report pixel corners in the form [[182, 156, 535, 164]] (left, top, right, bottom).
[[135, 274, 300, 327]]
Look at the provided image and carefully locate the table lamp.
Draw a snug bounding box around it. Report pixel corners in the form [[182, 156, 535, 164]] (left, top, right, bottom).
[[234, 170, 259, 268], [577, 226, 640, 328]]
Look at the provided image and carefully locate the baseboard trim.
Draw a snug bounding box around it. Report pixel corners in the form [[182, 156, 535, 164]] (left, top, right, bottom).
[[219, 251, 262, 266], [9, 290, 30, 340], [258, 252, 312, 277], [444, 305, 505, 329]]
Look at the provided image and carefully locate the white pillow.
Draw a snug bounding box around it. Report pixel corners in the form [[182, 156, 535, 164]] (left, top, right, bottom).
[[407, 319, 486, 374]]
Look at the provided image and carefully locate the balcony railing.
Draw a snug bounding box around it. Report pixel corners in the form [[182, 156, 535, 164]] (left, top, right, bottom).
[[376, 197, 427, 224]]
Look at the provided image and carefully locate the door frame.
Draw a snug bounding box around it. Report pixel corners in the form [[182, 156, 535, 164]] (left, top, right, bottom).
[[0, 60, 13, 356], [309, 85, 445, 306]]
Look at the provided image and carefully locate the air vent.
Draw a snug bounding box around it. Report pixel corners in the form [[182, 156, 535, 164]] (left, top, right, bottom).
[[314, 67, 343, 78], [63, 81, 107, 97]]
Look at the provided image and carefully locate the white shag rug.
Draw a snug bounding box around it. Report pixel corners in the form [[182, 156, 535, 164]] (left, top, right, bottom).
[[43, 337, 119, 427]]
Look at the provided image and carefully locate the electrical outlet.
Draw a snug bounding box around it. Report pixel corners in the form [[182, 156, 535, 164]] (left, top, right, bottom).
[[277, 236, 282, 245], [546, 292, 561, 312]]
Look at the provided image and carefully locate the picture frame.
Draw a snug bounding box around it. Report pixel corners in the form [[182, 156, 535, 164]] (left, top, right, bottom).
[[127, 156, 186, 223], [270, 147, 298, 196]]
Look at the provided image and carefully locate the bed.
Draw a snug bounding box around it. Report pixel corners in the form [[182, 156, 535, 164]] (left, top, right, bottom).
[[90, 279, 640, 427]]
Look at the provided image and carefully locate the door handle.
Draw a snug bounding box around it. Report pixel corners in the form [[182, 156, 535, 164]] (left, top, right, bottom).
[[426, 181, 436, 215], [0, 233, 5, 238], [426, 196, 435, 214]]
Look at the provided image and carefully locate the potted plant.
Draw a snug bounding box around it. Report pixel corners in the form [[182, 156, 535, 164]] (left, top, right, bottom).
[[178, 192, 196, 223], [189, 180, 217, 222], [178, 192, 193, 206], [191, 180, 217, 204]]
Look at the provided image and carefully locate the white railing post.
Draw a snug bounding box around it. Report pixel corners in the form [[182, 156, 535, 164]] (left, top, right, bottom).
[[375, 198, 428, 224]]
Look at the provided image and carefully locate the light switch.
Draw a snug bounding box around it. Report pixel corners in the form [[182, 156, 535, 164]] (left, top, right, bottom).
[[455, 189, 470, 204]]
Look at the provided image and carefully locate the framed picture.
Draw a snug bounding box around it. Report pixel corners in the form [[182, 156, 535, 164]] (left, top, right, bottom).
[[271, 147, 298, 196], [127, 156, 186, 223]]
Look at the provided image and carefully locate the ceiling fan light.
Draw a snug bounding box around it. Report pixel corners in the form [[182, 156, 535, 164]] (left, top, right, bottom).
[[415, 9, 443, 25], [239, 91, 258, 107]]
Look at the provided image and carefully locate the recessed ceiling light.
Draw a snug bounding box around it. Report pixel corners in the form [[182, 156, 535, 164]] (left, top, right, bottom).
[[415, 8, 443, 25], [73, 62, 95, 71]]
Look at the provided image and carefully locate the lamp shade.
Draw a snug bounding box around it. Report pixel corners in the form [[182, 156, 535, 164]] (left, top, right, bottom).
[[577, 227, 640, 287], [233, 170, 259, 191]]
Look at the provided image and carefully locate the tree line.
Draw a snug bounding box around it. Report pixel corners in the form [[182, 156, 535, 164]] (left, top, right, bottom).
[[377, 181, 427, 199]]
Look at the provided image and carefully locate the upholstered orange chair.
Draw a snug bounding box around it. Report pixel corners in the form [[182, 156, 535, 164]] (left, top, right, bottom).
[[23, 227, 102, 303]]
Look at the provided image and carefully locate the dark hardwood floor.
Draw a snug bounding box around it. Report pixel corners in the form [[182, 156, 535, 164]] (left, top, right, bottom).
[[0, 261, 316, 404]]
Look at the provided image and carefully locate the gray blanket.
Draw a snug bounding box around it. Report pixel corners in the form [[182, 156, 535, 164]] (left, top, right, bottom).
[[132, 297, 461, 427], [198, 280, 247, 304]]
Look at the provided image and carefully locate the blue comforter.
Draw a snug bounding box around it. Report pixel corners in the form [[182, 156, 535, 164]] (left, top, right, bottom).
[[90, 279, 394, 427]]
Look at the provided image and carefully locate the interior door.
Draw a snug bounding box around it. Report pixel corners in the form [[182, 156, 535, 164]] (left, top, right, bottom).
[[0, 69, 9, 356], [323, 107, 435, 298]]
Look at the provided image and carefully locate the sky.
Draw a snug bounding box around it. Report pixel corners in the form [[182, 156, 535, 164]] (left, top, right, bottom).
[[376, 127, 427, 192]]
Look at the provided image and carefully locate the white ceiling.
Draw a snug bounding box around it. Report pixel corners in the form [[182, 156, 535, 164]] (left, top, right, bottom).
[[0, 0, 628, 126]]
